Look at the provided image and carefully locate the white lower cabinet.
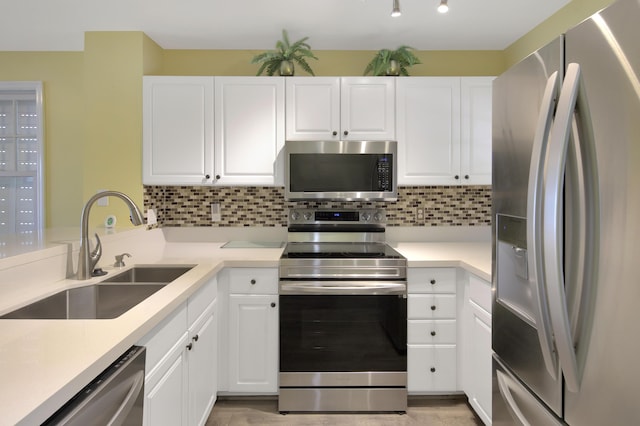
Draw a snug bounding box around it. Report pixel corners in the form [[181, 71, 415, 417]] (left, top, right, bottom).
[[139, 275, 218, 426], [407, 268, 458, 393], [219, 268, 279, 394], [461, 272, 493, 425]]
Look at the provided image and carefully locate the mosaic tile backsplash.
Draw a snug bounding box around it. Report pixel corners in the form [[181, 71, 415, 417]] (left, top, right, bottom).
[[144, 186, 491, 227]]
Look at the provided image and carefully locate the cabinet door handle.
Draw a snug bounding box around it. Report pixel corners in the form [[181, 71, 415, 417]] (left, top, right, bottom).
[[215, 175, 221, 180], [192, 334, 199, 342], [205, 174, 211, 179], [332, 131, 338, 136], [430, 367, 436, 373], [343, 130, 349, 136], [271, 302, 276, 308], [186, 343, 193, 351], [454, 175, 460, 180], [250, 279, 256, 285], [430, 331, 436, 336], [431, 305, 437, 311], [464, 175, 470, 179], [430, 279, 436, 285]]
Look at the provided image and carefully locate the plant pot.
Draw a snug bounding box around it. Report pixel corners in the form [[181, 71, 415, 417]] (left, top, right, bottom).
[[279, 60, 294, 76], [386, 60, 400, 76]]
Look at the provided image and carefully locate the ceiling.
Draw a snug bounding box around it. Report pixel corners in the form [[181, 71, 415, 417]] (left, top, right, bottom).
[[1, 0, 571, 52]]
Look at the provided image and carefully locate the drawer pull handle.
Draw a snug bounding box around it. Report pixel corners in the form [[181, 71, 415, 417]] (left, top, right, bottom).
[[431, 305, 437, 311], [430, 367, 436, 373], [192, 334, 199, 342], [430, 279, 436, 285], [250, 279, 256, 285], [431, 331, 436, 336], [186, 343, 193, 351], [271, 302, 276, 308]]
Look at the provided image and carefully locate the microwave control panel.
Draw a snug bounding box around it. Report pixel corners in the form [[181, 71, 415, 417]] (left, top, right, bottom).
[[376, 157, 392, 190]]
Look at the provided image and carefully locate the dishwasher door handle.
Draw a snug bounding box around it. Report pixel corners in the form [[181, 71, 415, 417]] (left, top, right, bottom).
[[107, 370, 145, 426], [279, 280, 407, 295]]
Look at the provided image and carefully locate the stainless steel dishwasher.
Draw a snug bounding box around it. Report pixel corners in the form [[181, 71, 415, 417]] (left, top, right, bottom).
[[43, 346, 145, 426]]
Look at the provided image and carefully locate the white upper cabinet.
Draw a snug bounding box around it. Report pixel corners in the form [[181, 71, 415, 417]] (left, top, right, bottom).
[[285, 77, 395, 141], [396, 77, 493, 186], [461, 77, 493, 185], [214, 77, 285, 186], [143, 76, 284, 186], [143, 76, 214, 185], [285, 77, 340, 140]]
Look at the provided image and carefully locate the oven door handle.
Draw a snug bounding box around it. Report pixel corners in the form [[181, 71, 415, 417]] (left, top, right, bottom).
[[279, 280, 407, 295]]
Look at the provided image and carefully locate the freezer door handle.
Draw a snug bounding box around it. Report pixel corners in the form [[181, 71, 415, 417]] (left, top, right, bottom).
[[544, 62, 600, 393], [497, 369, 533, 426], [526, 70, 560, 379]]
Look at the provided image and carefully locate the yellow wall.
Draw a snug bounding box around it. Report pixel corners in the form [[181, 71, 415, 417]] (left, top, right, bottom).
[[0, 52, 84, 227], [161, 49, 504, 77]]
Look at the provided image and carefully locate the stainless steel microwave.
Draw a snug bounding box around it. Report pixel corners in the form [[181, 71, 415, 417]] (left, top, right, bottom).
[[284, 140, 398, 201]]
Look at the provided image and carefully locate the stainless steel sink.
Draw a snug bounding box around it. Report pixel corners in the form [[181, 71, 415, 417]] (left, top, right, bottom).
[[102, 266, 194, 284], [0, 265, 194, 320]]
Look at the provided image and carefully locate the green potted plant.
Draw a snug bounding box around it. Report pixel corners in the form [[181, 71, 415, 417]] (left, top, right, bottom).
[[363, 45, 422, 76], [251, 29, 318, 76]]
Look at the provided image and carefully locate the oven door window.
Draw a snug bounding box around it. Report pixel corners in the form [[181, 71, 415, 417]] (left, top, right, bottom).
[[280, 295, 407, 372]]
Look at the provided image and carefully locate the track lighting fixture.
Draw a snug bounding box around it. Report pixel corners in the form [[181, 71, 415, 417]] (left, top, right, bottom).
[[391, 0, 401, 17], [438, 0, 449, 14]]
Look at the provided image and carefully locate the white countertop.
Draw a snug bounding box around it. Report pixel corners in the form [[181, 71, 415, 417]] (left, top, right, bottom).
[[0, 228, 490, 426]]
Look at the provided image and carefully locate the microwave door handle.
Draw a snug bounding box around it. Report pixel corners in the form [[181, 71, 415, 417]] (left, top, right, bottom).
[[526, 70, 560, 379]]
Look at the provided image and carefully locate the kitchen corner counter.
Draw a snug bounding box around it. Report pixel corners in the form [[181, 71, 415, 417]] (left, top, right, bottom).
[[392, 242, 492, 282], [0, 228, 491, 425]]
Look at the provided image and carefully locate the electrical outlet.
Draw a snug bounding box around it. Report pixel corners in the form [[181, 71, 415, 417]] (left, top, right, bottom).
[[416, 207, 424, 222], [146, 209, 157, 225], [211, 203, 221, 222]]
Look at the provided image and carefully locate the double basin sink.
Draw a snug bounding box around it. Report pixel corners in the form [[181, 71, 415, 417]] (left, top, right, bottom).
[[0, 265, 194, 320]]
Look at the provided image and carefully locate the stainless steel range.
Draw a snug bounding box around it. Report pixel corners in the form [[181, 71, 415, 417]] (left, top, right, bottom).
[[278, 208, 407, 413]]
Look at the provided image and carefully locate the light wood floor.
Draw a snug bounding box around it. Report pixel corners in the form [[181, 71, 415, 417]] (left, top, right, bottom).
[[206, 397, 483, 425]]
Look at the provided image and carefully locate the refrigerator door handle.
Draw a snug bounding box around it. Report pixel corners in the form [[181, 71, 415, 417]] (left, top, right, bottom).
[[526, 71, 560, 379], [543, 62, 599, 393]]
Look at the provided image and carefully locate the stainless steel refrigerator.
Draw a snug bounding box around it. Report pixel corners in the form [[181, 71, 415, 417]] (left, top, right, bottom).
[[491, 0, 640, 424]]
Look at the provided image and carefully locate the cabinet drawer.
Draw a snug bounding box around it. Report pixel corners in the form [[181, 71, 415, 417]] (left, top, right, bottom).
[[407, 345, 457, 392], [408, 268, 457, 293], [408, 294, 456, 319], [229, 268, 278, 294], [408, 319, 457, 345], [188, 276, 217, 326]]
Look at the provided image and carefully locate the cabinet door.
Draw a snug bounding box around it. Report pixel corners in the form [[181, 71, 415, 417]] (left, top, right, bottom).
[[285, 77, 340, 140], [461, 77, 493, 185], [143, 76, 214, 185], [227, 294, 278, 392], [468, 301, 492, 424], [144, 334, 189, 426], [188, 304, 217, 426], [341, 77, 395, 140], [396, 77, 461, 185], [214, 77, 284, 185]]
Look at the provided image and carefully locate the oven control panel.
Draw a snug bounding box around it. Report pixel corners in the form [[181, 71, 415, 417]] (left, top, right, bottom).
[[288, 209, 386, 225]]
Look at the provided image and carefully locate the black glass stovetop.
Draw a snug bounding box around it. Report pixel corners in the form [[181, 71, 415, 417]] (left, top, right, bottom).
[[281, 242, 404, 259]]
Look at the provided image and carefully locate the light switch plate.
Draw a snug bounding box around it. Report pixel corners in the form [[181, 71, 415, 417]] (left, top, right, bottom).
[[211, 203, 221, 222]]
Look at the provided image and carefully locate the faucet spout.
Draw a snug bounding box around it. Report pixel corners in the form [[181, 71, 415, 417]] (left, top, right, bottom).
[[76, 191, 145, 280]]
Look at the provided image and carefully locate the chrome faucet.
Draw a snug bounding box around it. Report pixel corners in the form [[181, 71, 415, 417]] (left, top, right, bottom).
[[76, 191, 145, 280]]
